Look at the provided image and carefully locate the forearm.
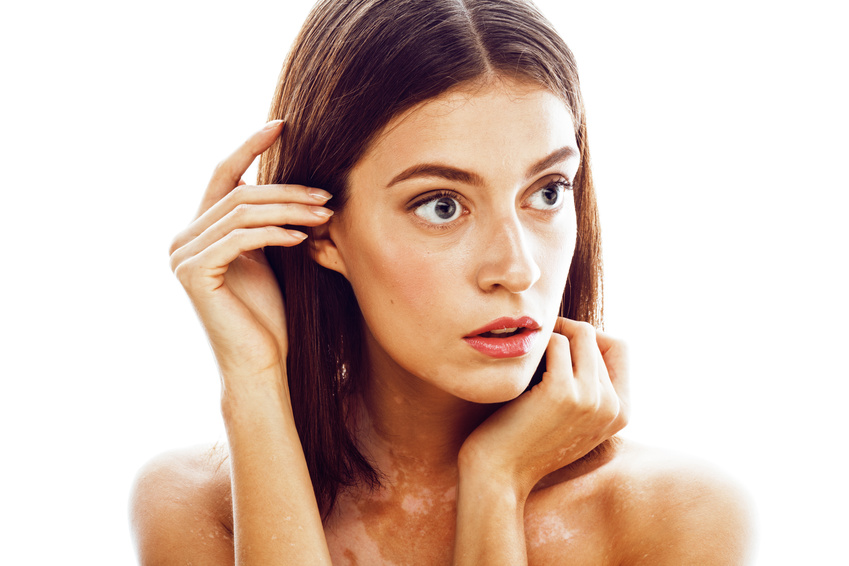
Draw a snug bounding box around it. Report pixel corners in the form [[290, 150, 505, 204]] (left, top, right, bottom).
[[221, 370, 331, 566], [453, 468, 528, 566]]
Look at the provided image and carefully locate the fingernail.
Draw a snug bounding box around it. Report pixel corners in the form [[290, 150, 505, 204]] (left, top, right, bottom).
[[288, 230, 308, 240], [308, 189, 333, 201], [310, 206, 334, 217], [264, 119, 284, 131]]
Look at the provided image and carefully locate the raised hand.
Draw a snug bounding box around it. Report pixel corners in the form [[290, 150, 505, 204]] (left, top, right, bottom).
[[168, 121, 334, 384], [458, 317, 629, 497]]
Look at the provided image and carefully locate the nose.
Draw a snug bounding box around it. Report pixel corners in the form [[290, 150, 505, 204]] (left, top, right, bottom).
[[475, 215, 541, 294]]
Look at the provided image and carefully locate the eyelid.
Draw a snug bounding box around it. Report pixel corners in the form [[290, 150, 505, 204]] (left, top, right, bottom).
[[407, 189, 465, 211], [408, 189, 468, 227], [523, 177, 573, 211]]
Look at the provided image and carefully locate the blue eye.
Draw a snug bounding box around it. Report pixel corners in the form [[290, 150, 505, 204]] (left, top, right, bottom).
[[527, 180, 572, 211], [414, 194, 463, 224]]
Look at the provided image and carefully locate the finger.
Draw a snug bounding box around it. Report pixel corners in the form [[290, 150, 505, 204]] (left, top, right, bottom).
[[537, 333, 577, 401], [544, 332, 573, 380], [174, 226, 307, 287], [553, 317, 599, 391], [170, 202, 333, 271], [595, 329, 630, 419], [195, 120, 284, 219], [170, 183, 332, 255], [595, 347, 620, 419]]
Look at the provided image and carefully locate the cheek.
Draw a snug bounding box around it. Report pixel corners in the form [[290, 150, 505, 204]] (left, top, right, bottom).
[[535, 218, 577, 288], [342, 227, 467, 336]]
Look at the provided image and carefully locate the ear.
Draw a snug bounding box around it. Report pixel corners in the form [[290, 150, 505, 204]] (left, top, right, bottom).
[[309, 219, 348, 278]]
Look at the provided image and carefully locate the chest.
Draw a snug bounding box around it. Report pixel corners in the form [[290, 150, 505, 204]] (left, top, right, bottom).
[[323, 484, 617, 566]]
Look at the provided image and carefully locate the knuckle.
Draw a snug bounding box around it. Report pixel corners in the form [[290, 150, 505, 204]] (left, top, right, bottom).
[[232, 203, 251, 218], [537, 372, 567, 404], [229, 183, 251, 202], [547, 381, 570, 406], [600, 398, 619, 423], [576, 321, 596, 339], [172, 260, 193, 287], [169, 251, 180, 273], [569, 389, 598, 414], [225, 228, 250, 245], [550, 332, 569, 346], [168, 235, 182, 257], [598, 385, 621, 420], [548, 332, 571, 354]]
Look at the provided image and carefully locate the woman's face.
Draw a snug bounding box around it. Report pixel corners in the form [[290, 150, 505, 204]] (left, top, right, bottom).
[[318, 78, 580, 404]]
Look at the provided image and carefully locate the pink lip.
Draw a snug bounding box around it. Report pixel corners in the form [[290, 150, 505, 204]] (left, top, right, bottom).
[[463, 316, 542, 359]]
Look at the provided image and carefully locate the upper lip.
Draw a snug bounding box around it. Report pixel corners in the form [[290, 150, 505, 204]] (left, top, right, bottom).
[[465, 316, 541, 337]]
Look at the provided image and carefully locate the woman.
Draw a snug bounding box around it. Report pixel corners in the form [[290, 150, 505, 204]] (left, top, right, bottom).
[[131, 0, 751, 563]]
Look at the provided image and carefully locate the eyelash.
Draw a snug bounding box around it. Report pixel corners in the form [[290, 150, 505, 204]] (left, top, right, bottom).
[[408, 190, 462, 212], [407, 179, 574, 226], [528, 179, 573, 210]]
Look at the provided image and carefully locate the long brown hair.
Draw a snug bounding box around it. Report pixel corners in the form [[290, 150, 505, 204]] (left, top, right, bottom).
[[257, 0, 603, 517]]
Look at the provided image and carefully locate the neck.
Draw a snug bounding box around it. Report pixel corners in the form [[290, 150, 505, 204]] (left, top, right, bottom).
[[349, 341, 500, 488]]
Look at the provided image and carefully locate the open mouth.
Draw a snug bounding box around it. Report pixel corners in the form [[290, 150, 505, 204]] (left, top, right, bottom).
[[477, 327, 522, 338], [463, 317, 541, 358]]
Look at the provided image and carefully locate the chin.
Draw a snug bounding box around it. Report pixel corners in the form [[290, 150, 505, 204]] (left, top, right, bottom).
[[452, 366, 535, 404]]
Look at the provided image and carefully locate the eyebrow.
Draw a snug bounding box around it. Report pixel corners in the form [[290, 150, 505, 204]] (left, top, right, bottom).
[[386, 145, 579, 188]]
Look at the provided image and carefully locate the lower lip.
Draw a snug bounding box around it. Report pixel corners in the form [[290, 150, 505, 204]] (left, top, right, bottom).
[[463, 328, 541, 358]]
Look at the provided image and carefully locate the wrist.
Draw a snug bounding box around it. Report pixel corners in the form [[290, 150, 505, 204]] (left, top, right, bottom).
[[219, 366, 291, 420], [457, 447, 532, 503]]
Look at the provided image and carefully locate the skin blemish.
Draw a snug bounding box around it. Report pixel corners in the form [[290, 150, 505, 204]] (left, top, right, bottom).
[[526, 511, 576, 548], [324, 457, 457, 564], [400, 489, 434, 515], [343, 548, 360, 566]]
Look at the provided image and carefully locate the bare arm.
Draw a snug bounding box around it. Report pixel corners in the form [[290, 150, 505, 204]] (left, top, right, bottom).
[[132, 121, 335, 565], [453, 465, 528, 564], [223, 371, 331, 565]]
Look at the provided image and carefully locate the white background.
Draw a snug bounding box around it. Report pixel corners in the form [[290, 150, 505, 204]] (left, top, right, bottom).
[[1, 0, 846, 564]]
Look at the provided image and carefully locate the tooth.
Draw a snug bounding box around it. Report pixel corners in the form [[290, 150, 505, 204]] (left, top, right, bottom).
[[490, 327, 519, 334]]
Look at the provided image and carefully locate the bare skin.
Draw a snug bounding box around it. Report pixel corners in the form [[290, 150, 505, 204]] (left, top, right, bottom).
[[130, 79, 752, 564], [131, 438, 751, 565]]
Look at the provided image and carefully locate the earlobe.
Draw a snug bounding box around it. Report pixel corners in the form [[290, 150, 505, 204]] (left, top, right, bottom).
[[309, 220, 348, 278]]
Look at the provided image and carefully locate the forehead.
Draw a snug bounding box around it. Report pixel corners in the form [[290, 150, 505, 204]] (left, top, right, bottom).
[[353, 79, 578, 182]]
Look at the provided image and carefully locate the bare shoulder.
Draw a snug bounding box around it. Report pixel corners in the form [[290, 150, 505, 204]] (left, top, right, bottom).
[[129, 443, 234, 565], [606, 439, 755, 565]]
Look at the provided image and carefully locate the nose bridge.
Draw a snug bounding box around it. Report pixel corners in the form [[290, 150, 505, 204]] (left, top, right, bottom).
[[475, 211, 541, 294]]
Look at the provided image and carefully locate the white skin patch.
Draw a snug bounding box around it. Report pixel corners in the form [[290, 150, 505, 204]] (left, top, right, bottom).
[[401, 489, 434, 515], [527, 511, 576, 549], [326, 491, 391, 565]]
